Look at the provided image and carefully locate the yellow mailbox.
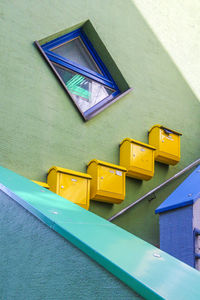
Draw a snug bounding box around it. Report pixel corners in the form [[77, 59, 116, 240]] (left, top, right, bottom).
[[120, 138, 156, 180], [32, 180, 50, 189], [87, 159, 127, 204], [47, 166, 92, 210], [148, 125, 182, 165]]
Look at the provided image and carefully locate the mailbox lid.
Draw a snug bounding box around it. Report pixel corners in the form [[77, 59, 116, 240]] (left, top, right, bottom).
[[87, 159, 127, 172], [120, 138, 156, 150], [48, 166, 92, 180], [149, 124, 182, 136]]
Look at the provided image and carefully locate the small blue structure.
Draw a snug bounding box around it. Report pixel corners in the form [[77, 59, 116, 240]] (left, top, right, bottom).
[[156, 165, 200, 269]]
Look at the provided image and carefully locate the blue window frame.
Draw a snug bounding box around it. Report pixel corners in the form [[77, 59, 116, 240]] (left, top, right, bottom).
[[37, 28, 122, 120]]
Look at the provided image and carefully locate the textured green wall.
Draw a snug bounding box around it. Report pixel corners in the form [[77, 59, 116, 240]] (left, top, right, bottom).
[[0, 191, 141, 299], [0, 0, 200, 246]]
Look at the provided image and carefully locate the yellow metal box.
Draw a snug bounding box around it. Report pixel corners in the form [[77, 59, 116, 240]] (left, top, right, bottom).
[[148, 125, 182, 165], [32, 180, 50, 189], [47, 166, 92, 210], [87, 159, 127, 204], [120, 138, 156, 180]]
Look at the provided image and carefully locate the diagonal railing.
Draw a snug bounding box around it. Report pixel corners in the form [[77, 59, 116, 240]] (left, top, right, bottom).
[[108, 158, 200, 222]]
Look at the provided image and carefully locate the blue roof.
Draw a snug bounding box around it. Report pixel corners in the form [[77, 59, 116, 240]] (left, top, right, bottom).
[[156, 165, 200, 214]]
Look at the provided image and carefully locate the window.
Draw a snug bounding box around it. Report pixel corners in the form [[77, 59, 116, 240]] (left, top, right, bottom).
[[35, 27, 130, 120]]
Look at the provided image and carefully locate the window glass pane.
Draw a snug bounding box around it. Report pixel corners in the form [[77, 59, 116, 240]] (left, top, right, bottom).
[[51, 37, 101, 74], [53, 63, 113, 113]]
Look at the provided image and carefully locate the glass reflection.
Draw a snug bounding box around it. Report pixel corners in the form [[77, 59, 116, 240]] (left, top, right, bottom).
[[51, 37, 101, 74], [53, 63, 114, 113]]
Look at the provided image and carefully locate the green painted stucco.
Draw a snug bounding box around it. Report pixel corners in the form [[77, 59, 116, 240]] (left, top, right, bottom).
[[0, 190, 141, 300], [0, 0, 200, 247]]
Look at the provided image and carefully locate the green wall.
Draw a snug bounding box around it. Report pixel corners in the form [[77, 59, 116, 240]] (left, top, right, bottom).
[[0, 191, 141, 299], [0, 0, 200, 245]]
